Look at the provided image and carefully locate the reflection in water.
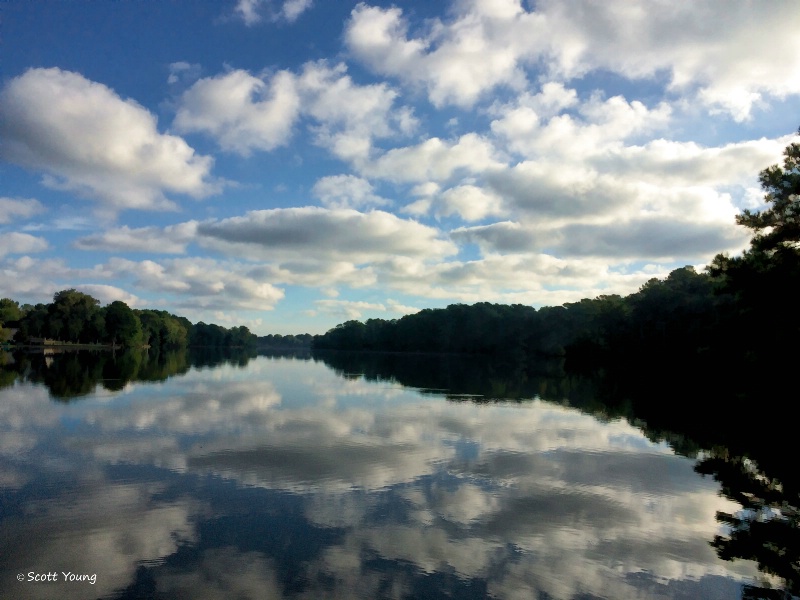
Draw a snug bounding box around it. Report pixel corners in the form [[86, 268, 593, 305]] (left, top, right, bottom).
[[0, 351, 788, 598], [0, 346, 256, 399], [696, 452, 800, 599]]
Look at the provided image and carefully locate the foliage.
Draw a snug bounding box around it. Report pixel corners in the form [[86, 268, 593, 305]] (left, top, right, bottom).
[[738, 130, 800, 254], [257, 333, 313, 349], [9, 290, 259, 350], [105, 300, 143, 348], [137, 309, 189, 348], [0, 298, 24, 325]]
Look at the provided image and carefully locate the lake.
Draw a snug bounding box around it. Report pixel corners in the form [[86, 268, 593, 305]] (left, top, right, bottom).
[[0, 350, 791, 599]]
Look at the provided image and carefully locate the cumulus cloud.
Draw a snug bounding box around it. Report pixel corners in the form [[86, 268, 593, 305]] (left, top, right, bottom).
[[298, 61, 416, 162], [312, 175, 389, 210], [196, 207, 457, 263], [450, 221, 536, 254], [0, 68, 219, 213], [450, 217, 745, 262], [233, 0, 312, 25], [174, 69, 300, 156], [345, 2, 543, 107], [437, 184, 506, 221], [281, 0, 312, 22], [0, 197, 44, 224], [313, 298, 419, 319], [490, 91, 672, 158], [360, 133, 503, 183], [166, 61, 202, 87], [74, 284, 141, 307], [104, 257, 285, 310], [0, 255, 148, 308], [247, 260, 375, 288], [74, 222, 199, 254], [556, 218, 747, 260], [376, 252, 668, 306], [538, 0, 800, 121], [346, 0, 800, 119], [173, 61, 415, 161], [0, 232, 49, 257], [234, 0, 263, 25]]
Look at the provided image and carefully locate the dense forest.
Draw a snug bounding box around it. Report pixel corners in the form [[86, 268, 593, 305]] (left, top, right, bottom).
[[0, 292, 257, 349], [313, 131, 800, 385]]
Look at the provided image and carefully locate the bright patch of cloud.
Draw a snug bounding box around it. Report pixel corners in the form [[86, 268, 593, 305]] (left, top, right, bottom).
[[233, 0, 312, 25], [345, 2, 542, 107], [75, 284, 141, 307], [298, 61, 416, 162], [346, 1, 800, 119], [0, 232, 49, 257], [312, 175, 388, 209], [196, 207, 456, 263], [361, 133, 502, 183], [105, 257, 286, 311], [174, 62, 415, 162], [74, 222, 199, 254], [0, 197, 44, 224], [313, 297, 420, 320], [0, 68, 219, 213], [174, 69, 300, 156], [235, 0, 263, 25], [282, 0, 312, 22]]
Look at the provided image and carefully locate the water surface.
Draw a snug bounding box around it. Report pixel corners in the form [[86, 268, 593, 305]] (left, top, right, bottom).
[[0, 352, 770, 598]]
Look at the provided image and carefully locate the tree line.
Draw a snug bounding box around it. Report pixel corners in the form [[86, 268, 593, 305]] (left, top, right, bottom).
[[313, 129, 800, 384], [0, 292, 257, 349]]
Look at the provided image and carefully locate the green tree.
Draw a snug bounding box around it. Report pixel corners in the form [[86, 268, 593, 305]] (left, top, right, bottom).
[[737, 129, 800, 255], [48, 289, 101, 343], [105, 301, 143, 348], [708, 129, 800, 359], [0, 298, 23, 325]]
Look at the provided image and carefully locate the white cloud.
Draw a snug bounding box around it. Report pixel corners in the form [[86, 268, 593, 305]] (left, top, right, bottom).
[[174, 69, 300, 156], [167, 61, 201, 86], [375, 252, 671, 307], [104, 257, 285, 311], [0, 68, 219, 213], [536, 0, 800, 121], [314, 297, 420, 320], [312, 175, 388, 209], [0, 256, 126, 307], [74, 284, 141, 307], [437, 184, 506, 221], [361, 133, 503, 183], [345, 2, 543, 107], [74, 222, 199, 254], [196, 207, 457, 263], [247, 260, 375, 288], [234, 0, 263, 25], [491, 91, 672, 158], [281, 0, 312, 22], [173, 61, 415, 162], [297, 61, 417, 162], [345, 1, 800, 119], [452, 214, 747, 262], [233, 0, 312, 25], [314, 299, 388, 320], [0, 197, 44, 224], [0, 232, 49, 257]]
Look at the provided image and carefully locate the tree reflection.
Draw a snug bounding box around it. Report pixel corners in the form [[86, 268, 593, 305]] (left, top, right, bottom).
[[696, 452, 800, 599], [0, 346, 256, 399]]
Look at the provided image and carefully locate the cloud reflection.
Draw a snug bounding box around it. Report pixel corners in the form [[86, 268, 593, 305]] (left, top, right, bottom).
[[0, 356, 758, 598]]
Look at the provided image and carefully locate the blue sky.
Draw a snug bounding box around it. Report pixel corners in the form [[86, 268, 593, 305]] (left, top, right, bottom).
[[1, 0, 799, 334]]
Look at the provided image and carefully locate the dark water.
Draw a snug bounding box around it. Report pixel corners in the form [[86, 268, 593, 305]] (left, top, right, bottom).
[[0, 350, 793, 599]]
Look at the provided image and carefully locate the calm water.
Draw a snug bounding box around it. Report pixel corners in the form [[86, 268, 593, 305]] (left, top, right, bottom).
[[0, 351, 778, 599]]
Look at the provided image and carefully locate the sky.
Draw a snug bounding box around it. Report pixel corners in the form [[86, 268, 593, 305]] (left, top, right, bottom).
[[1, 0, 799, 335]]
